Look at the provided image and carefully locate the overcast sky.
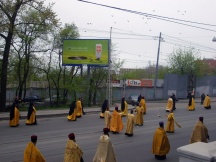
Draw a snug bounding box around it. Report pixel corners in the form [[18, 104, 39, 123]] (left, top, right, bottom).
[[45, 0, 216, 68]]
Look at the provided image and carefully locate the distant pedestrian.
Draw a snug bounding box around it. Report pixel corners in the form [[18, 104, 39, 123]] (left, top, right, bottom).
[[135, 103, 144, 126], [24, 135, 46, 162], [120, 97, 128, 117], [165, 109, 175, 133], [140, 96, 147, 114], [110, 106, 124, 134], [188, 95, 195, 111], [190, 117, 209, 144], [67, 101, 77, 121], [138, 94, 142, 103], [76, 98, 83, 118], [171, 93, 177, 110], [64, 133, 84, 162], [104, 107, 111, 131], [26, 102, 37, 125], [203, 94, 211, 109], [100, 99, 108, 118], [125, 109, 135, 137], [13, 96, 21, 108], [201, 93, 205, 105], [152, 121, 170, 160], [9, 102, 20, 127], [80, 97, 85, 115], [166, 96, 173, 112], [93, 128, 117, 162]]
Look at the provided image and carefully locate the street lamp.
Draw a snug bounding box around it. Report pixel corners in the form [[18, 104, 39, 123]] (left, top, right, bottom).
[[212, 37, 216, 42]]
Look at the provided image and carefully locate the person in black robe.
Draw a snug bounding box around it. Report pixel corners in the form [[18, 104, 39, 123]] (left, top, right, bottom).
[[138, 94, 142, 103], [188, 94, 193, 107], [201, 93, 205, 105], [80, 97, 85, 115], [69, 101, 76, 116], [171, 93, 177, 110], [121, 97, 125, 112], [26, 102, 37, 125], [100, 99, 108, 118], [10, 102, 16, 121]]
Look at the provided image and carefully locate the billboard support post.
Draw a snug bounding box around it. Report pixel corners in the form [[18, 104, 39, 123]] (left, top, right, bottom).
[[87, 66, 91, 106], [107, 27, 112, 107]]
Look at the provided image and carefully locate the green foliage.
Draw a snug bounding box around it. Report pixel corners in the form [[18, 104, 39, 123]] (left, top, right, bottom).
[[167, 47, 203, 75], [119, 69, 147, 79]]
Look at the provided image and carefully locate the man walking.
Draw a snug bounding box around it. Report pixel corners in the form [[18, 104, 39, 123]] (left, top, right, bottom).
[[190, 117, 209, 143], [93, 128, 117, 162], [24, 135, 46, 162]]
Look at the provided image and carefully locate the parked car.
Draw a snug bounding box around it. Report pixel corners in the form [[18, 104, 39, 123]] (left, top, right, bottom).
[[22, 95, 42, 102], [126, 95, 139, 106], [44, 95, 65, 103]]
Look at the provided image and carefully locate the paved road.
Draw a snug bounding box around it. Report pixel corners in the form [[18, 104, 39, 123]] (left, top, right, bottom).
[[0, 100, 216, 162]]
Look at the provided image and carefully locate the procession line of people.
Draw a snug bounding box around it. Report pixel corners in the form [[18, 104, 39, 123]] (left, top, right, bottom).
[[165, 93, 212, 112], [8, 94, 211, 161]]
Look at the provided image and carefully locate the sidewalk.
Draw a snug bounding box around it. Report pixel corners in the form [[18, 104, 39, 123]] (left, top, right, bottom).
[[1, 97, 215, 121]]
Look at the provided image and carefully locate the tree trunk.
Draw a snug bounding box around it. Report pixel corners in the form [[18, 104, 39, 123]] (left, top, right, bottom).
[[0, 33, 13, 111]]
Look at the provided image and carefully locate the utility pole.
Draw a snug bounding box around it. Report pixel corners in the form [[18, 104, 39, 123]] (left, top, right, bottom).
[[153, 32, 162, 100], [106, 27, 112, 107]]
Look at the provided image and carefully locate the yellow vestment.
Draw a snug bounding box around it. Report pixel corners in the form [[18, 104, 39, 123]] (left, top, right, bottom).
[[188, 98, 195, 111], [190, 121, 209, 143], [110, 110, 124, 133], [24, 142, 46, 162], [104, 110, 111, 129], [93, 135, 117, 162], [152, 127, 170, 156], [64, 140, 83, 162], [76, 100, 83, 117], [26, 107, 36, 125], [166, 98, 173, 112], [140, 98, 147, 114], [121, 101, 128, 116], [165, 112, 175, 133], [204, 96, 211, 109], [9, 107, 20, 127], [135, 106, 144, 126], [125, 113, 135, 135]]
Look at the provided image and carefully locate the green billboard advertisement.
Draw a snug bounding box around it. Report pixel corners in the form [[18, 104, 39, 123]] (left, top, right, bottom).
[[62, 39, 110, 66]]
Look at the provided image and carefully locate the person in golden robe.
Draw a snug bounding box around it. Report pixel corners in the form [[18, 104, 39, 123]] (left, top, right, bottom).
[[9, 102, 20, 127], [203, 94, 211, 109], [120, 97, 128, 117], [135, 103, 144, 126], [76, 98, 83, 118], [165, 109, 175, 133], [188, 95, 195, 111], [140, 96, 147, 114], [93, 128, 117, 162], [152, 122, 170, 160], [64, 133, 84, 162], [104, 107, 112, 131], [190, 117, 209, 144], [26, 102, 37, 125], [125, 109, 135, 137], [24, 135, 46, 162], [166, 96, 173, 112], [110, 107, 124, 134], [67, 101, 77, 121], [100, 99, 108, 118]]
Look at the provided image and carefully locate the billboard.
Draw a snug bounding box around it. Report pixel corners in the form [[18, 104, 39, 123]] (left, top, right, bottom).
[[62, 39, 110, 66]]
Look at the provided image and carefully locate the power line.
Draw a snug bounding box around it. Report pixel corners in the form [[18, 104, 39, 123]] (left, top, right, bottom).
[[163, 34, 216, 50], [78, 0, 216, 32]]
